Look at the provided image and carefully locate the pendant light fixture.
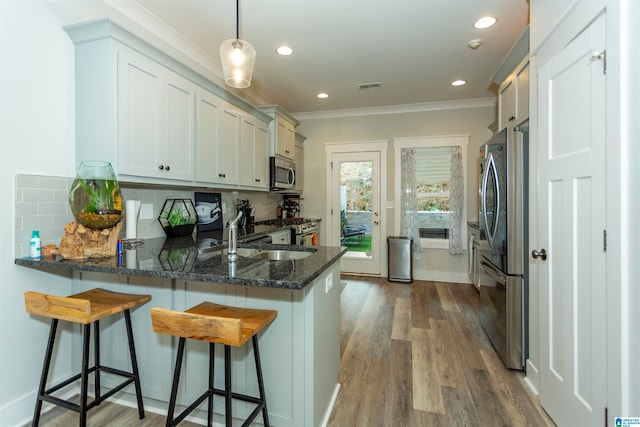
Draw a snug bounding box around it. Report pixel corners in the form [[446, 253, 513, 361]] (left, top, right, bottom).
[[220, 0, 255, 88]]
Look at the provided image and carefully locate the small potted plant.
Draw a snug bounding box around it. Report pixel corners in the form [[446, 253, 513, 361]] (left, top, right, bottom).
[[158, 199, 197, 237]]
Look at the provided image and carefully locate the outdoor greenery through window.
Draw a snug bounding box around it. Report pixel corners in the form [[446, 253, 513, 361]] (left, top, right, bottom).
[[340, 161, 373, 253], [414, 146, 453, 239]]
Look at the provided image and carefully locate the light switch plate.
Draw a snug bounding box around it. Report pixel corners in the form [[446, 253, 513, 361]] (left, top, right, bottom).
[[139, 203, 154, 220]]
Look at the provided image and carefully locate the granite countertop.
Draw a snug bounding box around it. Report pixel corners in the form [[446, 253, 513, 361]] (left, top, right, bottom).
[[15, 234, 345, 291]]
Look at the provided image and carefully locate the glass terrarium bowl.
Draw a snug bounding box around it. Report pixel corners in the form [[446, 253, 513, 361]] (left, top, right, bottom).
[[158, 199, 197, 238], [68, 160, 123, 230]]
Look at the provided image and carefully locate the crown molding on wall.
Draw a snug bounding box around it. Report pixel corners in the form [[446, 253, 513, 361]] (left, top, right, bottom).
[[293, 97, 496, 121]]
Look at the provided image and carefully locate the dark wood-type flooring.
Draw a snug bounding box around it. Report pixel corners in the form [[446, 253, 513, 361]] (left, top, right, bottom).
[[28, 276, 554, 426]]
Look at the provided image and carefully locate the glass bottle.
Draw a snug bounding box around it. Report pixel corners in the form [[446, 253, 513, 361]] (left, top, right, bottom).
[[69, 160, 123, 230]]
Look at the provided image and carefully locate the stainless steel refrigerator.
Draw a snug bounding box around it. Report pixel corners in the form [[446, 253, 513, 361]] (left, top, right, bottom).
[[478, 126, 528, 370]]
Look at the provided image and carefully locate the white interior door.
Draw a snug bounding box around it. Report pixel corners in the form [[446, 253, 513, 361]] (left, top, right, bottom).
[[329, 151, 382, 275], [537, 12, 607, 426]]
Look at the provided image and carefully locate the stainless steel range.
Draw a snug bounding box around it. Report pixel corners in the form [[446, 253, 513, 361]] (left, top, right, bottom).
[[254, 218, 319, 246], [291, 220, 318, 246]]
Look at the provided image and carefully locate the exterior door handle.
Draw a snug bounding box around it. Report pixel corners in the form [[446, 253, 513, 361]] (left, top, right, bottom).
[[531, 249, 547, 260]]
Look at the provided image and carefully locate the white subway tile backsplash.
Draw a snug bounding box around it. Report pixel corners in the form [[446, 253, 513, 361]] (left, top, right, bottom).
[[15, 173, 283, 258]]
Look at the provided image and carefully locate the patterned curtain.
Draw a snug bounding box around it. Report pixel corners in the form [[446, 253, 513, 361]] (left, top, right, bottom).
[[400, 149, 422, 259], [449, 146, 464, 254]]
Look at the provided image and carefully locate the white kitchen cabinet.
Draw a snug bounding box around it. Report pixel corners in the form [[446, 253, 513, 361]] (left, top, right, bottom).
[[194, 89, 241, 186], [66, 19, 271, 189], [498, 56, 530, 130], [240, 115, 269, 189], [277, 117, 296, 159], [173, 263, 341, 427], [294, 133, 305, 192], [118, 48, 195, 181], [258, 105, 299, 161]]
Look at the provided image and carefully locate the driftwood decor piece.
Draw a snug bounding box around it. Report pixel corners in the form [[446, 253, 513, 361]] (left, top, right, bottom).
[[56, 221, 122, 260]]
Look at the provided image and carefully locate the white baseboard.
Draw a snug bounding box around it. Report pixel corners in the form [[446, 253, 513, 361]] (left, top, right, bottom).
[[524, 359, 540, 396], [321, 383, 341, 427]]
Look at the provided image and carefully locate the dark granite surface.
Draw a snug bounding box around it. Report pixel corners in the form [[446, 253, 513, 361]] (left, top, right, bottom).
[[16, 234, 345, 290]]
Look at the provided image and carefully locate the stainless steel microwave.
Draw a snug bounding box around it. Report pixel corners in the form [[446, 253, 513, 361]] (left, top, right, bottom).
[[269, 157, 296, 190]]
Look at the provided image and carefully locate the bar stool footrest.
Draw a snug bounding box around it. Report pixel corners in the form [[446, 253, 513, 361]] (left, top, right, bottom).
[[39, 365, 137, 415]]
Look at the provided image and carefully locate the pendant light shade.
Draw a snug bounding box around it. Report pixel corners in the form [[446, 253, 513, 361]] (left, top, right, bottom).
[[220, 0, 255, 88]]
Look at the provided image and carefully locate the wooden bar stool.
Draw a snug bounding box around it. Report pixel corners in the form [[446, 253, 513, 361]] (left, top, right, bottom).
[[24, 288, 151, 427], [150, 302, 277, 427]]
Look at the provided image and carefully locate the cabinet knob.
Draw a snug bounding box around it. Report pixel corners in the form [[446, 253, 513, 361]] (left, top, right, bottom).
[[165, 165, 170, 171], [285, 150, 290, 154], [159, 165, 164, 170]]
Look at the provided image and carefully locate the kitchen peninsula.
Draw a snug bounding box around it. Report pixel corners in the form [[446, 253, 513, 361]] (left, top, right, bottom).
[[16, 237, 345, 427]]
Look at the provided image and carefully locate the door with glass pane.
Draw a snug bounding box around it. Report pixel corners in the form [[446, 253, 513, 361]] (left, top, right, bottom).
[[330, 151, 381, 275]]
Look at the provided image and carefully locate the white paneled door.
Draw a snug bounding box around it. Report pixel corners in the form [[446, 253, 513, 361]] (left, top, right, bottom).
[[537, 12, 607, 426]]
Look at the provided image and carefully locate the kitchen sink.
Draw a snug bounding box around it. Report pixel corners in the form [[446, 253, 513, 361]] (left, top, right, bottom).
[[216, 247, 313, 261], [251, 250, 312, 260]]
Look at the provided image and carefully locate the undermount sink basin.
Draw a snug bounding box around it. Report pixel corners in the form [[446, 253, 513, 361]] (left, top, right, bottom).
[[221, 247, 313, 261], [251, 250, 312, 261]]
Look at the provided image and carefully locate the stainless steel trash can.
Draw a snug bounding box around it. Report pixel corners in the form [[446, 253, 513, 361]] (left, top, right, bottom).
[[387, 236, 413, 283]]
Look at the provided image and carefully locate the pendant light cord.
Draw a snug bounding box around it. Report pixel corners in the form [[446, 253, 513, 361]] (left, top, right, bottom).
[[235, 0, 239, 40]]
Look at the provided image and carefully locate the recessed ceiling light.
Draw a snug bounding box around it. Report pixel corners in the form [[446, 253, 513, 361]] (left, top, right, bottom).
[[474, 16, 497, 29], [276, 46, 294, 56], [317, 93, 329, 99], [451, 80, 466, 86]]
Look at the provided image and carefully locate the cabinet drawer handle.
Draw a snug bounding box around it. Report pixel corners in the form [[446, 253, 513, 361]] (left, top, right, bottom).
[[218, 173, 226, 178], [255, 178, 261, 182], [158, 165, 170, 171]]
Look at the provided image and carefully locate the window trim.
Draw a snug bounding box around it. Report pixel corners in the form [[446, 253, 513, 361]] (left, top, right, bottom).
[[393, 135, 469, 250]]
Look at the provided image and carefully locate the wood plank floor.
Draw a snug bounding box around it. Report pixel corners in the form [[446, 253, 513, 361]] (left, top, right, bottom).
[[327, 276, 555, 427], [29, 276, 555, 426]]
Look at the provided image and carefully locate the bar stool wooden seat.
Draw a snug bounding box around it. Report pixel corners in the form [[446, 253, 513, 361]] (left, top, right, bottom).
[[150, 302, 277, 427], [24, 288, 151, 427]]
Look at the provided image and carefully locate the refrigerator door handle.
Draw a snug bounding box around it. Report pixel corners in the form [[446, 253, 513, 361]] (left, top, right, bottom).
[[482, 153, 500, 248], [480, 258, 506, 286]]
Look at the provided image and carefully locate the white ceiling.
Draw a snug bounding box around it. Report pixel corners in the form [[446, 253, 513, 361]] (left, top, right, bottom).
[[133, 0, 530, 115]]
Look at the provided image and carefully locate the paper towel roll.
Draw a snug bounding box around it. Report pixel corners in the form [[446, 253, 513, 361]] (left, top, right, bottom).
[[126, 249, 137, 269], [125, 200, 141, 239]]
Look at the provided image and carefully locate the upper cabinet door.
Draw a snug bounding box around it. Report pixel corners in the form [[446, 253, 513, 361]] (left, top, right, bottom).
[[498, 57, 530, 130], [195, 88, 220, 183], [118, 49, 163, 177], [163, 73, 196, 181], [118, 49, 195, 181], [194, 90, 241, 185], [241, 115, 269, 189], [276, 117, 296, 160], [217, 103, 241, 185]]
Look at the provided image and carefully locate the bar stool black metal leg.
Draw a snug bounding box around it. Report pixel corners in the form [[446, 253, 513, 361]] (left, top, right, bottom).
[[167, 337, 186, 427], [252, 335, 270, 427], [124, 309, 145, 419], [224, 345, 232, 427], [31, 319, 58, 427], [94, 320, 101, 406], [208, 343, 215, 427], [79, 323, 91, 427]]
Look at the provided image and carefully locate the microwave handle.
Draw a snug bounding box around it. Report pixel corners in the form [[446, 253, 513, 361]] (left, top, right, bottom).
[[288, 168, 295, 187]]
